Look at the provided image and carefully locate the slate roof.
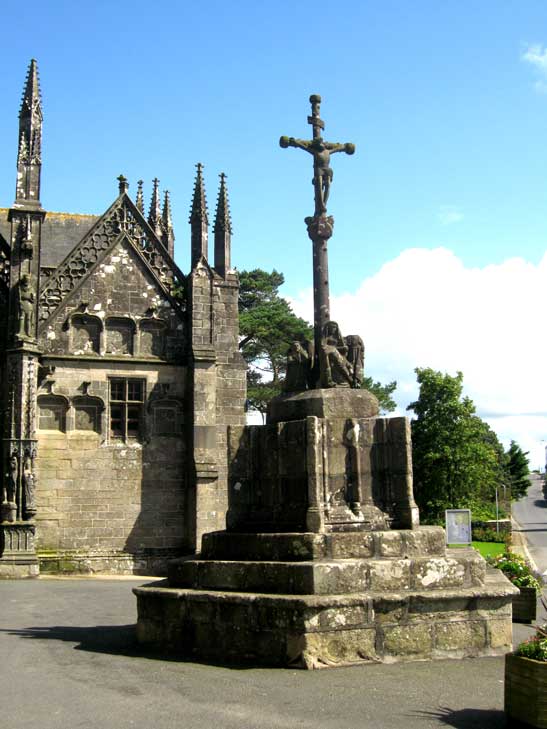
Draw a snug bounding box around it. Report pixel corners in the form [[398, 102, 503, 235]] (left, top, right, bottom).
[[0, 208, 99, 269]]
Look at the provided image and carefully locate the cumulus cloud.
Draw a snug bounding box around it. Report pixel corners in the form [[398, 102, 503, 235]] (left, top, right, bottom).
[[438, 206, 463, 225], [290, 247, 547, 468], [522, 43, 547, 93]]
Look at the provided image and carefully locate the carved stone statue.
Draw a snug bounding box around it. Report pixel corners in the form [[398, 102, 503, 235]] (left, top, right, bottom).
[[280, 94, 355, 216], [6, 454, 17, 504], [15, 274, 35, 340], [280, 137, 355, 216], [284, 341, 311, 392], [319, 321, 353, 388], [22, 452, 36, 520], [345, 335, 365, 388], [1, 453, 18, 523]]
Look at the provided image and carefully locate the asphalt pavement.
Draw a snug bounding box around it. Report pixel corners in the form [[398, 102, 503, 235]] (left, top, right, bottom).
[[512, 473, 547, 579], [0, 577, 544, 729], [1, 476, 546, 729]]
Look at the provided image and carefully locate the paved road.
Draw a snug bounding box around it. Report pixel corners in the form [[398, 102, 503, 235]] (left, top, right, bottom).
[[0, 577, 541, 729], [512, 473, 547, 579]]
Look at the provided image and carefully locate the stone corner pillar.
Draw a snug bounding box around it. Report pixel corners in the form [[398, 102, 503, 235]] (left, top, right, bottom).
[[0, 341, 41, 578]]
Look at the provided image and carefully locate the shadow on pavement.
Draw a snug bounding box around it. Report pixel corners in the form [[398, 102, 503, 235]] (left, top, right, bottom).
[[412, 707, 506, 728], [0, 624, 140, 655], [0, 624, 261, 669], [533, 499, 547, 508]]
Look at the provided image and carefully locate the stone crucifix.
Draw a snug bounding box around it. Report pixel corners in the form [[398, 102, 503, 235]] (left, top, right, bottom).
[[280, 94, 355, 216], [280, 95, 355, 380]]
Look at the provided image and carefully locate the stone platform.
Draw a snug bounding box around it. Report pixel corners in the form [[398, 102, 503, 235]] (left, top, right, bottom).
[[134, 527, 517, 668]]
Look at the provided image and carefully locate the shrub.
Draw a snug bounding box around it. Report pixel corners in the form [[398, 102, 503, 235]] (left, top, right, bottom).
[[515, 597, 547, 662], [487, 552, 543, 593], [516, 635, 547, 661], [472, 526, 505, 543]]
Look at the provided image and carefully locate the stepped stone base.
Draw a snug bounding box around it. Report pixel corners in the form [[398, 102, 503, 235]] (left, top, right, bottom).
[[134, 527, 518, 668], [134, 570, 515, 668]]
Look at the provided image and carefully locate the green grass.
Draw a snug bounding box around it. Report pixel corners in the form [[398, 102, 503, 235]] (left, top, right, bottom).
[[472, 541, 505, 558]]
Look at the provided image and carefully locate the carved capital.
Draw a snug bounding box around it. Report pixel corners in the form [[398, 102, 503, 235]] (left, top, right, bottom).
[[305, 214, 334, 241]]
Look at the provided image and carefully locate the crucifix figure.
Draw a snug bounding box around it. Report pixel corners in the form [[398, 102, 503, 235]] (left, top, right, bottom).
[[280, 94, 355, 216]]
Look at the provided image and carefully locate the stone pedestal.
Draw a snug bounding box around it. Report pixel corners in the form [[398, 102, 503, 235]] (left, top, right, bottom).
[[135, 389, 517, 667], [0, 522, 39, 578]]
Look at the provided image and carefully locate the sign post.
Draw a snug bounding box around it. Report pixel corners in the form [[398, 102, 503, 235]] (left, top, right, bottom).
[[445, 509, 472, 545]]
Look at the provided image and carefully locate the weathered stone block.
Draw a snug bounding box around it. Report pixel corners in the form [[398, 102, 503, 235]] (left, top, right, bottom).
[[382, 623, 433, 657], [412, 558, 465, 590], [369, 559, 411, 590], [434, 620, 486, 652], [291, 628, 378, 669]]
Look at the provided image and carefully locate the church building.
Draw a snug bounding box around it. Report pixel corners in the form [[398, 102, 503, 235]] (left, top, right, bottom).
[[0, 60, 246, 577]]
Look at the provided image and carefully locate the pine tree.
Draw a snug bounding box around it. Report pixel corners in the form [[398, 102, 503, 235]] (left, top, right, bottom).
[[505, 440, 530, 500]]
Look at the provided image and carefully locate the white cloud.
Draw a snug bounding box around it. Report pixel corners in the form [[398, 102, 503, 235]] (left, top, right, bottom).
[[522, 44, 547, 93], [438, 206, 463, 225], [290, 247, 547, 469]]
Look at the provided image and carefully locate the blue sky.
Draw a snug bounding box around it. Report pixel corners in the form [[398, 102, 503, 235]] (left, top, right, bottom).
[[1, 1, 546, 465]]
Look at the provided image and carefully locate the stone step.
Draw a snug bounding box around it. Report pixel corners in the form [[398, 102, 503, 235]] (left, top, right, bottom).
[[168, 550, 486, 595], [201, 526, 447, 562], [134, 569, 518, 668]]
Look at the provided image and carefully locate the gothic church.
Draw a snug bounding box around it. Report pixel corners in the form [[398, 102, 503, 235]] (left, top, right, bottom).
[[0, 60, 246, 576]]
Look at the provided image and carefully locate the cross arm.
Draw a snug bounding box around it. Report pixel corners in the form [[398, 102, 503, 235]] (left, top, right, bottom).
[[279, 136, 313, 153], [325, 142, 356, 155]]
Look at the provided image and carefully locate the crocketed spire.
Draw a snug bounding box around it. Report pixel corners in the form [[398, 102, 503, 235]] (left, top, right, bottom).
[[189, 163, 208, 267], [213, 172, 232, 277]]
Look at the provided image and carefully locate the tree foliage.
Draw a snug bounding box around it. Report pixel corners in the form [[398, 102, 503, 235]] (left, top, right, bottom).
[[408, 368, 505, 523], [238, 269, 312, 414], [505, 440, 530, 500], [361, 376, 397, 413]]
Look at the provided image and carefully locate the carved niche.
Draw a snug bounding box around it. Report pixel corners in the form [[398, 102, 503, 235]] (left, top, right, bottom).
[[140, 319, 165, 358], [73, 395, 103, 433], [105, 317, 134, 356], [71, 314, 101, 355], [38, 394, 68, 432], [149, 398, 183, 436]]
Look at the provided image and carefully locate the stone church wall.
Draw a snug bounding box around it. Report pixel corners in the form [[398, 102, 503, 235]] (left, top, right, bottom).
[[35, 361, 188, 574]]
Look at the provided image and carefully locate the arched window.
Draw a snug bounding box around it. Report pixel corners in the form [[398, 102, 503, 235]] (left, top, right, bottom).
[[105, 317, 134, 355], [71, 314, 101, 355], [38, 395, 69, 432], [140, 320, 165, 358]]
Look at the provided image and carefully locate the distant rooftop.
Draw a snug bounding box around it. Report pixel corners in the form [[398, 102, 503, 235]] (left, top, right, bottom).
[[0, 208, 100, 268]]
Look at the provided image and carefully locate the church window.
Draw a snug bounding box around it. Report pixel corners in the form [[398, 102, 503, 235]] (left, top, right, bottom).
[[109, 378, 145, 441], [38, 395, 67, 432], [140, 320, 165, 357], [72, 314, 100, 355], [106, 318, 134, 355]]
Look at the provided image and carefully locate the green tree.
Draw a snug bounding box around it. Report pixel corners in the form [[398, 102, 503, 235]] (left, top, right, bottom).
[[408, 368, 505, 523], [361, 376, 397, 413], [239, 269, 312, 415], [504, 440, 530, 500]]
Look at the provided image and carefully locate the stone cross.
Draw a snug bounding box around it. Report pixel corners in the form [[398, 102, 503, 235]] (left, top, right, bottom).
[[280, 95, 355, 379]]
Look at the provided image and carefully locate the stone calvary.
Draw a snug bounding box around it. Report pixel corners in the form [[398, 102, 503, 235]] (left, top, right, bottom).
[[134, 95, 517, 667]]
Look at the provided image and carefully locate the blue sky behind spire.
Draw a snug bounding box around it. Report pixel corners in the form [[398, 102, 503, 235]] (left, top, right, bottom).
[[1, 0, 546, 465]]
